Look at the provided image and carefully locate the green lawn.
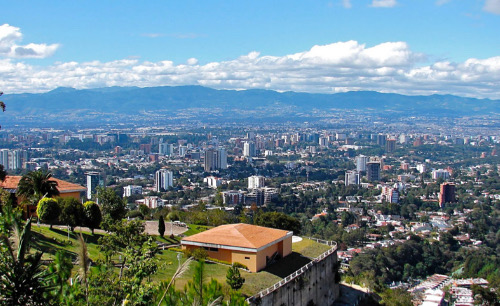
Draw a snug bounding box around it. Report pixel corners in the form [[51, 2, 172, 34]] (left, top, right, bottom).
[[292, 238, 332, 258], [30, 226, 334, 297], [182, 224, 212, 236]]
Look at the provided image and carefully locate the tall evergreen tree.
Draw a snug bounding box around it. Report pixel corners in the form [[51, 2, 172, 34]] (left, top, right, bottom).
[[158, 215, 165, 237]]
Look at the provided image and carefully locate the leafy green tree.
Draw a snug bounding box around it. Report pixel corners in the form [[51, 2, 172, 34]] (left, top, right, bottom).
[[96, 187, 126, 229], [254, 211, 301, 234], [36, 198, 60, 229], [139, 204, 151, 219], [158, 215, 165, 237], [16, 170, 60, 206], [59, 197, 85, 231], [226, 264, 245, 290], [83, 201, 102, 234]]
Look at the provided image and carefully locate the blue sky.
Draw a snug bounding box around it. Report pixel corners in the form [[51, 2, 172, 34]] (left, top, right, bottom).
[[1, 0, 500, 98]]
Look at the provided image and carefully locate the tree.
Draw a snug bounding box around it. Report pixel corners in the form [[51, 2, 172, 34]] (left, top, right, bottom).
[[254, 211, 301, 234], [226, 264, 245, 290], [96, 187, 126, 230], [59, 197, 84, 231], [16, 170, 60, 205], [83, 201, 102, 234], [36, 198, 60, 229], [158, 215, 165, 237]]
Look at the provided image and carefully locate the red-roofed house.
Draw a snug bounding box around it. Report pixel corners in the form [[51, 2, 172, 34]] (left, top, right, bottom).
[[0, 175, 86, 218], [181, 223, 293, 272]]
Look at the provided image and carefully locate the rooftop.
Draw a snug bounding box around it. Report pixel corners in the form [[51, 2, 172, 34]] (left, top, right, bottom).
[[182, 223, 292, 251], [0, 175, 86, 193]]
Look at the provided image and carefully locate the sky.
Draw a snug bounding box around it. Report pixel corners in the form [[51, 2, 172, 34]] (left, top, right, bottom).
[[1, 0, 500, 99]]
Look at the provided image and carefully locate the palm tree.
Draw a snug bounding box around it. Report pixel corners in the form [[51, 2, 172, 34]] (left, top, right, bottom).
[[16, 170, 60, 206]]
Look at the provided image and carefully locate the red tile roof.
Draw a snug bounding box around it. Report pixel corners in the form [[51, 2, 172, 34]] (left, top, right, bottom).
[[182, 223, 292, 250], [0, 175, 86, 193]]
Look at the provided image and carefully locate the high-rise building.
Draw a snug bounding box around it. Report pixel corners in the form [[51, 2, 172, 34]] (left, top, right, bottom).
[[204, 147, 227, 172], [355, 155, 369, 172], [366, 161, 381, 181], [399, 134, 407, 144], [179, 146, 187, 157], [243, 141, 256, 157], [248, 175, 265, 189], [217, 147, 227, 169], [155, 169, 173, 192], [345, 170, 360, 186], [386, 138, 396, 153], [382, 186, 399, 203], [204, 148, 217, 172], [0, 149, 9, 170], [159, 143, 174, 156], [86, 172, 102, 200], [377, 134, 387, 147], [319, 137, 328, 147], [123, 185, 143, 197], [8, 150, 22, 170], [439, 183, 456, 207]]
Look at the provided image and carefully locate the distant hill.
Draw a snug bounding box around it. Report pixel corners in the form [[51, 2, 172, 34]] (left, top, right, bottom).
[[3, 86, 499, 126]]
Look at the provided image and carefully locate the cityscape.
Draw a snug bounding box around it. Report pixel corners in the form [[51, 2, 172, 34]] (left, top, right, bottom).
[[1, 1, 500, 306]]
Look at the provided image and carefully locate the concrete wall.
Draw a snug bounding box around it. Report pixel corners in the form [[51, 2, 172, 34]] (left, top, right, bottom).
[[248, 249, 340, 306]]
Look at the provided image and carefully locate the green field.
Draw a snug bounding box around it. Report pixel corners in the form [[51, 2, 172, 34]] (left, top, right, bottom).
[[30, 225, 333, 297]]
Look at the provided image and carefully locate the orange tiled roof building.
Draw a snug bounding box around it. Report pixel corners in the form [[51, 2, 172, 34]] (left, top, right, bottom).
[[0, 175, 86, 218], [181, 223, 293, 272]]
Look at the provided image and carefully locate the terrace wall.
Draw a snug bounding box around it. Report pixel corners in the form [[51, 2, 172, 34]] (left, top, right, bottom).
[[247, 239, 340, 306]]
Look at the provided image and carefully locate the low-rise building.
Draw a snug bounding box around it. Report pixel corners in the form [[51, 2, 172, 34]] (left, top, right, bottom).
[[181, 223, 293, 272]]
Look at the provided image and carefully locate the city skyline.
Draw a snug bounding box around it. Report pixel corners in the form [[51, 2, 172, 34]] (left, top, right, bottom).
[[1, 1, 500, 99]]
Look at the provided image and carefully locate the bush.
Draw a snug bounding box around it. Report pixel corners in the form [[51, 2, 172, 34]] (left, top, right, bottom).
[[36, 198, 60, 229]]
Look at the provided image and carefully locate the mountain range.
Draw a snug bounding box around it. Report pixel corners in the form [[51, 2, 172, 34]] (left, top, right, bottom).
[[3, 86, 499, 126]]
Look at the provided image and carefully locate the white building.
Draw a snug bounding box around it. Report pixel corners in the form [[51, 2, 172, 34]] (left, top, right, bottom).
[[243, 141, 256, 157], [204, 176, 222, 189], [155, 169, 173, 192], [123, 185, 142, 197], [159, 143, 174, 156], [432, 169, 451, 180], [345, 170, 360, 186], [355, 155, 369, 172], [86, 172, 102, 200], [143, 196, 164, 209], [417, 163, 427, 173], [248, 175, 265, 189]]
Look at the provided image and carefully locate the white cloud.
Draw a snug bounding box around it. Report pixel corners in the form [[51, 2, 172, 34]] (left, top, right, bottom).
[[0, 24, 59, 58], [187, 58, 199, 65], [484, 0, 500, 14], [371, 0, 397, 8], [342, 0, 352, 9], [1, 40, 500, 99]]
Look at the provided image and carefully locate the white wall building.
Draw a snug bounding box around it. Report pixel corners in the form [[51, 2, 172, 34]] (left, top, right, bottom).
[[123, 185, 143, 197], [248, 175, 265, 189], [155, 169, 173, 192]]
